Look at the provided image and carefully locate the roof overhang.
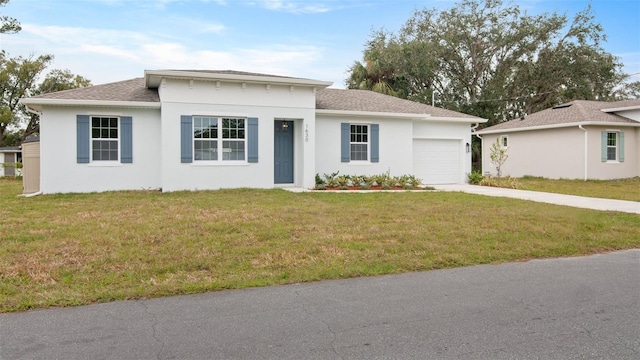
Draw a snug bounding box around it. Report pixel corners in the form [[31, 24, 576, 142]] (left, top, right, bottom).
[[601, 105, 640, 113], [20, 98, 161, 112], [145, 70, 333, 89], [476, 121, 640, 135], [316, 109, 486, 123]]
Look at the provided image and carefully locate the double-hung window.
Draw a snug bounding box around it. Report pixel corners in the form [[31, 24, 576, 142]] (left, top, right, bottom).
[[193, 117, 246, 161], [341, 122, 379, 163], [606, 132, 617, 161], [76, 114, 132, 164], [91, 116, 119, 161], [601, 131, 625, 163], [350, 124, 369, 161]]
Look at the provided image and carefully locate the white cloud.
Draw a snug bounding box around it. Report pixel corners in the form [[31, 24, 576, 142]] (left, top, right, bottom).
[[257, 0, 332, 14], [4, 21, 337, 84]]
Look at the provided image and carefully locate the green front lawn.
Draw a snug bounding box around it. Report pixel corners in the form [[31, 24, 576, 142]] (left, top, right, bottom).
[[518, 177, 640, 202], [1, 177, 639, 312]]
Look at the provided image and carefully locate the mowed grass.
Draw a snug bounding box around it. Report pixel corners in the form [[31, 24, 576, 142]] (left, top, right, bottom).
[[1, 177, 639, 312], [518, 177, 640, 202]]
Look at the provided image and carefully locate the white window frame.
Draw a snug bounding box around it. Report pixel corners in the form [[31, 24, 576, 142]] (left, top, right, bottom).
[[193, 116, 247, 163], [500, 135, 509, 149], [90, 116, 120, 162], [350, 124, 370, 162], [606, 131, 619, 162]]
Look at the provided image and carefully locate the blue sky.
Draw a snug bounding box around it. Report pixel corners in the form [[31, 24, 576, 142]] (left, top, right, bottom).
[[1, 0, 639, 88]]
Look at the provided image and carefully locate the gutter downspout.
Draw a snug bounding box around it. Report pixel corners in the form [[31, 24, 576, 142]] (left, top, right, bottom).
[[579, 125, 587, 181]]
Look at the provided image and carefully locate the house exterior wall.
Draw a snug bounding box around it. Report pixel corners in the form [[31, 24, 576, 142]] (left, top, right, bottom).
[[158, 78, 317, 191], [482, 127, 585, 179], [612, 109, 640, 121], [39, 106, 161, 193], [315, 116, 473, 183], [481, 125, 639, 180], [587, 125, 639, 180], [413, 120, 473, 184], [315, 115, 414, 177]]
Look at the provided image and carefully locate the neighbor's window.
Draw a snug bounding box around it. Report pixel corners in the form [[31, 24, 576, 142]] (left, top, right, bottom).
[[350, 124, 369, 161], [91, 116, 118, 161], [500, 135, 509, 149], [607, 132, 618, 161], [194, 116, 245, 161]]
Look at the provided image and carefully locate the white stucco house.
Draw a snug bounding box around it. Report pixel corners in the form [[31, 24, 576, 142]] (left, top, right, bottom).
[[476, 99, 640, 180], [20, 70, 484, 194]]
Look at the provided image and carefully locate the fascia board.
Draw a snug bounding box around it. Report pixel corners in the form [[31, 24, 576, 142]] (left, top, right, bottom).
[[601, 105, 640, 113], [316, 109, 486, 123], [145, 70, 333, 88], [476, 121, 640, 135], [20, 98, 161, 111]]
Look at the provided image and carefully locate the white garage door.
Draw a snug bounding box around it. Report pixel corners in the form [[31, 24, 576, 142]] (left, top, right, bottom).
[[413, 139, 462, 184]]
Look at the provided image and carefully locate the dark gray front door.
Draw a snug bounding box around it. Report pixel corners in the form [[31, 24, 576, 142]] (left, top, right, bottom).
[[274, 120, 294, 184]]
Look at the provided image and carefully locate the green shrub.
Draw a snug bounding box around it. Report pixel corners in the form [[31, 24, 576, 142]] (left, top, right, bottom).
[[467, 170, 484, 184]]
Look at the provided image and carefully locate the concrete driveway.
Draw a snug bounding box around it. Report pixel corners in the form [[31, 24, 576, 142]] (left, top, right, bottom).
[[433, 184, 640, 214], [2, 250, 639, 359]]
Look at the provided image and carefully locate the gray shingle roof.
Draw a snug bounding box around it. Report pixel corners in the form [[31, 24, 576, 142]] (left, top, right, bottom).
[[32, 78, 159, 102], [478, 99, 640, 133], [316, 88, 480, 118], [26, 75, 480, 120]]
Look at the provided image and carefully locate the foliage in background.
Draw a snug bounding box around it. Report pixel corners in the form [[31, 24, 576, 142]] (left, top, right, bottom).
[[0, 0, 20, 34], [346, 0, 636, 127], [0, 0, 91, 146]]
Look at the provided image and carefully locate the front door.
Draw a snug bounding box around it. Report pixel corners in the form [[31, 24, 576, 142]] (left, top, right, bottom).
[[274, 120, 294, 184]]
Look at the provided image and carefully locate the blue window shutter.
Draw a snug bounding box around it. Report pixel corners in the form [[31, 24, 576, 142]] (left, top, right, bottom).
[[371, 124, 379, 163], [341, 123, 350, 162], [180, 115, 193, 163], [247, 117, 259, 163], [76, 115, 90, 163], [600, 131, 607, 162], [619, 132, 624, 162], [120, 116, 133, 163]]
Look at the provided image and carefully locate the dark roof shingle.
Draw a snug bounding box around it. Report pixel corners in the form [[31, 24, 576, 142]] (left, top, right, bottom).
[[32, 78, 159, 102], [316, 88, 479, 118], [478, 99, 640, 132], [27, 75, 480, 120]]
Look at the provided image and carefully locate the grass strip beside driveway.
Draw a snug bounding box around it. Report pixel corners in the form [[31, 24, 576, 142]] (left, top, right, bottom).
[[1, 178, 639, 312], [518, 177, 640, 202]]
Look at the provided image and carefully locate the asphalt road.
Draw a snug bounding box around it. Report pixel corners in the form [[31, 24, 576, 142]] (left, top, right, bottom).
[[2, 250, 639, 359]]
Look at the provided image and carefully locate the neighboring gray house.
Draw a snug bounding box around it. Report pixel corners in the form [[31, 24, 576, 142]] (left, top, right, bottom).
[[0, 146, 21, 177], [476, 99, 640, 180]]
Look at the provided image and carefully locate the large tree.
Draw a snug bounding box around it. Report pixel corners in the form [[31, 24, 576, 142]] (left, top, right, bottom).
[[346, 0, 632, 126], [0, 52, 53, 146], [21, 69, 92, 140]]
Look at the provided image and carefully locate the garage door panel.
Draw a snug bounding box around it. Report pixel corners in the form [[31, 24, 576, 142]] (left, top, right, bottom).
[[413, 139, 461, 184]]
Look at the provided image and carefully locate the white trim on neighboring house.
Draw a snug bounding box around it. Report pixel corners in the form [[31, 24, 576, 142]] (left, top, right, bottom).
[[476, 121, 640, 135]]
